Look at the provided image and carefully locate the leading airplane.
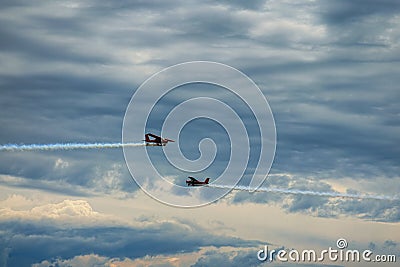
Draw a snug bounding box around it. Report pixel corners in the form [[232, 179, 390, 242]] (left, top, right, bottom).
[[144, 133, 175, 146], [186, 176, 210, 186]]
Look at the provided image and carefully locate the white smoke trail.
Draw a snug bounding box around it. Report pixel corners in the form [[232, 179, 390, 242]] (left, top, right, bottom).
[[0, 142, 146, 152], [208, 184, 398, 201]]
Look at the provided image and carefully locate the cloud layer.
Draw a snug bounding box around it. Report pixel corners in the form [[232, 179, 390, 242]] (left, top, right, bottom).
[[0, 198, 260, 266], [1, 0, 399, 266]]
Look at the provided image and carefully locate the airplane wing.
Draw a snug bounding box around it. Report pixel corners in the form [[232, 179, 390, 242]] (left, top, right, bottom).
[[147, 133, 160, 139], [145, 133, 162, 144], [187, 176, 198, 182]]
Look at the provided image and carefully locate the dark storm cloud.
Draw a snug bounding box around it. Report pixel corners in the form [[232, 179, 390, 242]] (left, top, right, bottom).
[[78, 0, 182, 14], [0, 74, 131, 143], [239, 4, 399, 184], [0, 0, 253, 57], [0, 174, 93, 197], [156, 6, 252, 40], [0, 152, 137, 196], [0, 0, 399, 214], [338, 198, 400, 222], [82, 1, 254, 50], [230, 174, 400, 222], [268, 68, 400, 179], [0, 77, 136, 195], [0, 74, 136, 195], [0, 2, 399, 267], [315, 0, 400, 55], [319, 0, 400, 25], [0, 20, 109, 64], [212, 0, 267, 11], [0, 218, 260, 266]]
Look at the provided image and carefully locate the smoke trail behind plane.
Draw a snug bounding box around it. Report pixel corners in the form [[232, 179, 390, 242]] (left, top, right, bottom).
[[0, 142, 145, 152], [208, 184, 398, 201]]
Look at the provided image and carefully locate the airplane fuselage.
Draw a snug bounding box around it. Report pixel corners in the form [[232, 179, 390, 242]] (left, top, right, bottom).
[[186, 177, 210, 186], [144, 133, 174, 146], [186, 182, 207, 186]]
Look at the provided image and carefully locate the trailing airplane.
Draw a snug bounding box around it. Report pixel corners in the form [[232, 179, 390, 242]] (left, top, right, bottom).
[[144, 133, 175, 146], [186, 176, 210, 186]]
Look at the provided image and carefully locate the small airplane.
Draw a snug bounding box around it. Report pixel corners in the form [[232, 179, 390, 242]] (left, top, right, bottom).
[[186, 176, 210, 186], [144, 133, 175, 146]]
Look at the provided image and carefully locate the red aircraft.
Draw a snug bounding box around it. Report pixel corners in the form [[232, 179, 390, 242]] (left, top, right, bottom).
[[186, 176, 210, 186], [144, 133, 175, 146]]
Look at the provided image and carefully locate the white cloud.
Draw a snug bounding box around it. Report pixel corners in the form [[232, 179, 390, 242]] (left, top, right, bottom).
[[90, 163, 125, 194], [31, 247, 253, 267], [31, 199, 97, 218], [33, 254, 109, 267], [0, 194, 37, 210], [54, 158, 69, 169], [33, 253, 186, 267], [0, 198, 115, 226]]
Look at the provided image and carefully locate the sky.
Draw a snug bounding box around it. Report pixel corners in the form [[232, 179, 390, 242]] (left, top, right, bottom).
[[0, 0, 399, 266]]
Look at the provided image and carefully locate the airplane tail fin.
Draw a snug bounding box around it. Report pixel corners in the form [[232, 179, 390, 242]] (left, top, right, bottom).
[[204, 178, 210, 184], [144, 134, 151, 142]]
